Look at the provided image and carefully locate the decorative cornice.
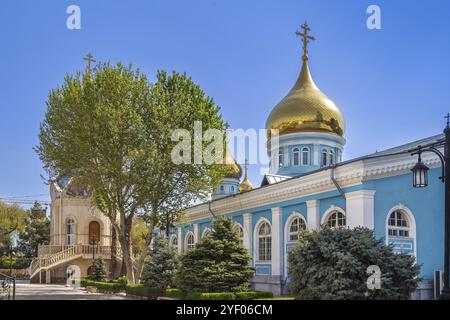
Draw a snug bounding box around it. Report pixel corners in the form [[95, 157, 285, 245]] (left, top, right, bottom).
[[183, 147, 443, 222]]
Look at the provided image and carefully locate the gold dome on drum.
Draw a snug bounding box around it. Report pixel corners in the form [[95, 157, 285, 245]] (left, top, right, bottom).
[[224, 148, 242, 180], [266, 23, 345, 137], [239, 160, 253, 193]]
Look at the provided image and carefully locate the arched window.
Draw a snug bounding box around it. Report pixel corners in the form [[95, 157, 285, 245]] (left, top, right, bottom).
[[185, 232, 195, 250], [322, 149, 328, 167], [388, 210, 410, 238], [329, 149, 335, 166], [326, 211, 346, 228], [171, 236, 178, 251], [66, 218, 75, 245], [301, 147, 310, 165], [292, 148, 300, 166], [202, 228, 212, 238], [234, 224, 244, 244], [220, 185, 225, 192], [278, 150, 284, 168], [257, 222, 272, 261], [230, 186, 235, 193], [386, 206, 416, 256], [288, 216, 307, 242]]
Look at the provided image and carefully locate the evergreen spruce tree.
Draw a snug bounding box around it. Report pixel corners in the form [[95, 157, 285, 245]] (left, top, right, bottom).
[[288, 226, 421, 300], [17, 202, 50, 260], [89, 257, 107, 282], [176, 217, 254, 293], [141, 234, 178, 292]]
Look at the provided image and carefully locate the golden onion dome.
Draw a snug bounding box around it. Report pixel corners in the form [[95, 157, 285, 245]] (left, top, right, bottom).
[[239, 160, 253, 193], [224, 149, 242, 180], [266, 22, 345, 138], [266, 61, 345, 137]]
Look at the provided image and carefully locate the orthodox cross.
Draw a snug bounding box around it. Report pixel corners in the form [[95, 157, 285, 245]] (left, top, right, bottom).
[[83, 53, 96, 69], [445, 113, 450, 128], [295, 21, 315, 61]]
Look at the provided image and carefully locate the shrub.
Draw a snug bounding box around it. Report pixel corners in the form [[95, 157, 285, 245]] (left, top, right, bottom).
[[141, 234, 178, 292], [165, 288, 183, 299], [176, 217, 254, 292], [88, 257, 107, 282], [81, 279, 123, 293], [234, 291, 273, 300], [288, 227, 421, 300]]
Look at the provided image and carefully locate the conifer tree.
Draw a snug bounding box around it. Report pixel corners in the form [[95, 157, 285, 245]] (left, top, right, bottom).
[[89, 257, 108, 282], [141, 234, 178, 292], [176, 217, 254, 292]]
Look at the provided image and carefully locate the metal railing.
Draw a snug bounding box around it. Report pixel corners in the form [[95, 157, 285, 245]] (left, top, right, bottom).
[[0, 272, 15, 300]]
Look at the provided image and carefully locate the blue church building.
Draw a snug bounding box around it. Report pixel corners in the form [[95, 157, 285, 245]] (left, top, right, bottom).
[[171, 23, 444, 299]]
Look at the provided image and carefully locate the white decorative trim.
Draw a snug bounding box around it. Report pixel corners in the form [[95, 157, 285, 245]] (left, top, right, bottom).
[[201, 227, 212, 238], [385, 203, 417, 257], [284, 212, 307, 276], [253, 217, 272, 264], [184, 231, 195, 251], [177, 227, 183, 254], [194, 224, 200, 243], [345, 190, 376, 229], [243, 213, 253, 257], [169, 234, 178, 250], [182, 147, 442, 223], [321, 205, 346, 225]]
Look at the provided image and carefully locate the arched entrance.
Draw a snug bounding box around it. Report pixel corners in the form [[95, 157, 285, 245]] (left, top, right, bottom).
[[66, 265, 81, 288], [89, 221, 101, 245]]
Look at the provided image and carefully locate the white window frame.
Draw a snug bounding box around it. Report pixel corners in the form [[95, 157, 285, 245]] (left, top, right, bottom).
[[329, 149, 335, 166], [66, 218, 76, 245], [185, 232, 195, 251], [255, 219, 272, 262], [321, 206, 346, 228], [301, 147, 310, 165], [286, 213, 307, 243], [385, 204, 417, 257], [278, 150, 284, 168], [170, 235, 178, 251], [321, 149, 328, 167], [234, 223, 244, 244], [292, 147, 300, 166]]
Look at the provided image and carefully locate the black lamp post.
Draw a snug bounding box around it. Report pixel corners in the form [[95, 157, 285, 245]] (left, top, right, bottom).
[[91, 235, 97, 263], [409, 114, 450, 300]]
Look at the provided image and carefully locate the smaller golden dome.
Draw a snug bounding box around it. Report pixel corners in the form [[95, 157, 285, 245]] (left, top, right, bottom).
[[224, 148, 242, 180], [239, 160, 253, 193]]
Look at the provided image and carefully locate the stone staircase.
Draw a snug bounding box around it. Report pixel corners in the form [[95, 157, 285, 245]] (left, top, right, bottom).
[[29, 244, 117, 281]]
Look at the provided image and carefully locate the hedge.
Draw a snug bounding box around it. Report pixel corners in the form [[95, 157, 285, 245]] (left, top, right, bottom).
[[165, 289, 273, 300], [81, 279, 125, 293], [125, 284, 163, 299], [80, 281, 273, 300]]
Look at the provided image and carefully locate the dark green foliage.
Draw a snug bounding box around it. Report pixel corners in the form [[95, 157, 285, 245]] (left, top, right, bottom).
[[125, 284, 163, 299], [141, 234, 178, 291], [234, 291, 274, 300], [163, 289, 273, 300], [288, 227, 421, 300], [17, 202, 50, 260], [176, 217, 254, 293], [81, 279, 124, 293], [88, 257, 108, 282]]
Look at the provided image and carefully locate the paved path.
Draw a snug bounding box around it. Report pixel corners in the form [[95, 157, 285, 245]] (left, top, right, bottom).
[[15, 282, 132, 300]]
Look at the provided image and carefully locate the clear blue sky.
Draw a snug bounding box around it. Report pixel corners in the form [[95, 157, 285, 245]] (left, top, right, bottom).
[[1, 0, 450, 205]]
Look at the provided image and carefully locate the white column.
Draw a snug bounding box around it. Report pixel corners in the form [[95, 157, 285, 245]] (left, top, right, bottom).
[[271, 207, 282, 276], [313, 144, 319, 165], [177, 226, 183, 254], [283, 146, 289, 167], [306, 200, 320, 230], [194, 224, 200, 243], [345, 190, 376, 229], [243, 213, 253, 264]]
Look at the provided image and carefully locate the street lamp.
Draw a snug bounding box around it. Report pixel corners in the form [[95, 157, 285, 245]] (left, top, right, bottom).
[[409, 114, 450, 300], [91, 235, 97, 263]]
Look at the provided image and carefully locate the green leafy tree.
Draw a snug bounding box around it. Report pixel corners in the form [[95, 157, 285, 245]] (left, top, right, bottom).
[[89, 257, 108, 282], [37, 64, 226, 284], [0, 202, 26, 257], [176, 217, 254, 293], [288, 227, 421, 300], [141, 234, 178, 292], [17, 202, 50, 260]]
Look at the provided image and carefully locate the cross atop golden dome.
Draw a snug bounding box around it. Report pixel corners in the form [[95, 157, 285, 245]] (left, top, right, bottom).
[[266, 23, 345, 137], [239, 159, 253, 193]]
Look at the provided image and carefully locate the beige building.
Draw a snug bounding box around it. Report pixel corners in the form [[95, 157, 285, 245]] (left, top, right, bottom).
[[30, 179, 120, 284]]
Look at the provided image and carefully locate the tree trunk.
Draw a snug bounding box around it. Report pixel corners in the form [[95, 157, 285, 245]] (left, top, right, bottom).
[[118, 215, 135, 284], [110, 227, 117, 278]]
